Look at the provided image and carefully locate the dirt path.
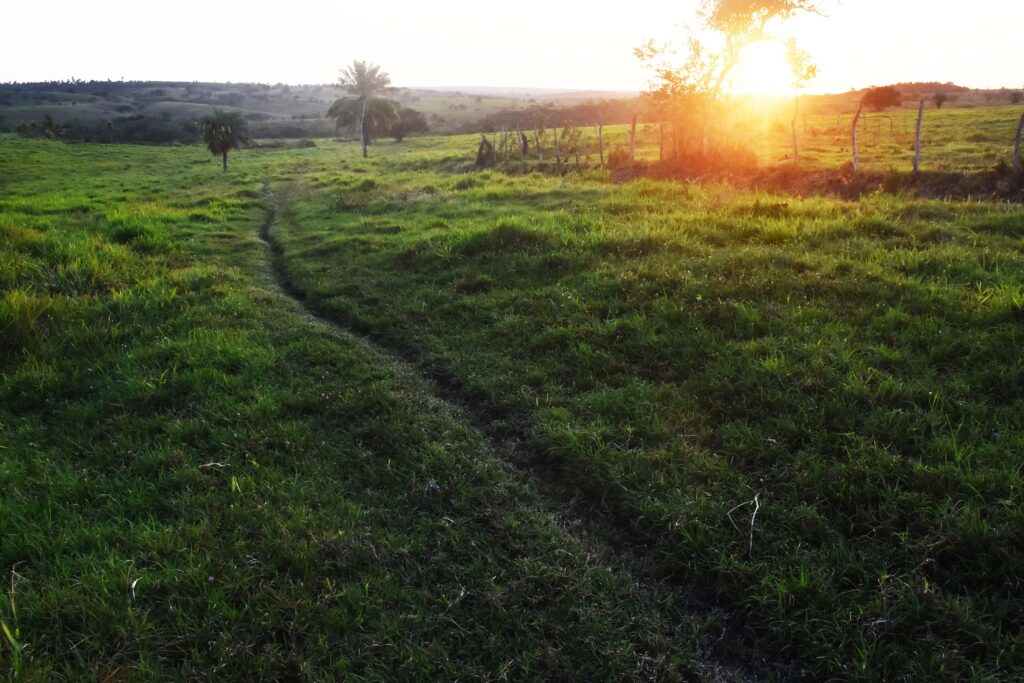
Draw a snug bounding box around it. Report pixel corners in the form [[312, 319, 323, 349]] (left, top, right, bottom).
[[257, 187, 764, 682]]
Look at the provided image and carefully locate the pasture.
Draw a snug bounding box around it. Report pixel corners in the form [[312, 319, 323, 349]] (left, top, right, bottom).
[[2, 122, 1024, 680], [478, 102, 1024, 175]]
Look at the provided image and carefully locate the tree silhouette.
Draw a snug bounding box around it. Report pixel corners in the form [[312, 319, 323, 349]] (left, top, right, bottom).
[[327, 97, 400, 151], [390, 107, 429, 142], [329, 61, 399, 157], [200, 109, 249, 172], [862, 86, 902, 112], [786, 38, 818, 162], [636, 0, 825, 156], [699, 0, 824, 98]]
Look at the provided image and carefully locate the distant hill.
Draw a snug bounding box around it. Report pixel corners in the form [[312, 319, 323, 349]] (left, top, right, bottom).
[[2, 80, 1019, 144], [794, 83, 1023, 114], [426, 86, 640, 100], [886, 82, 972, 95], [0, 80, 636, 143]]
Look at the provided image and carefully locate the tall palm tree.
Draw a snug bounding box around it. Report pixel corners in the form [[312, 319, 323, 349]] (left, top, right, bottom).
[[200, 109, 249, 172], [329, 61, 399, 158]]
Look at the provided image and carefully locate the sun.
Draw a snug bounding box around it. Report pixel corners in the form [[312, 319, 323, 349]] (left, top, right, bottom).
[[730, 40, 795, 97]]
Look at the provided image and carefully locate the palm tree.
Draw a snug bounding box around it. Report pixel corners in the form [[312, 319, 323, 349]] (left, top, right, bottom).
[[329, 60, 399, 158], [327, 97, 399, 151], [200, 109, 249, 172]]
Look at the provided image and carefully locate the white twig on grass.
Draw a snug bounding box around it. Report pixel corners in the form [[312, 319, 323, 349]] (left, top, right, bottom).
[[748, 493, 761, 555], [726, 500, 751, 532]]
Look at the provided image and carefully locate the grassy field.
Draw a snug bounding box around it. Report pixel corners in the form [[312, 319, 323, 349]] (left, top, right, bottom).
[[269, 137, 1024, 680], [3, 130, 1024, 681], [545, 103, 1024, 174], [0, 139, 735, 681], [719, 102, 1024, 172]]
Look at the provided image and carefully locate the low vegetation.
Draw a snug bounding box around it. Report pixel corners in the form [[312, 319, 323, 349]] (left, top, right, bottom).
[[2, 99, 1023, 679], [0, 139, 718, 681], [267, 137, 1024, 680]]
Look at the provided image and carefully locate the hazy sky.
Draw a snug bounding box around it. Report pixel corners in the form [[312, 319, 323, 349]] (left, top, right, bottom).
[[3, 1, 1021, 93]]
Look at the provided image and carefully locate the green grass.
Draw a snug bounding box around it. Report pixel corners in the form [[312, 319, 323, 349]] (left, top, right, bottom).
[[489, 102, 1024, 174], [0, 138, 727, 681], [3, 129, 1024, 681], [265, 137, 1024, 680], [749, 102, 1024, 171]]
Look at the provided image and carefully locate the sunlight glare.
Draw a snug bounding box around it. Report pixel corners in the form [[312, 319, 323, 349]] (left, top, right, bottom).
[[730, 41, 796, 96]]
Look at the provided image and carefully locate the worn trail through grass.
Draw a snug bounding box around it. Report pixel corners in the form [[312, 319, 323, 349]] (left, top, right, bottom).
[[3, 138, 760, 681], [257, 186, 764, 680], [8, 136, 1023, 681], [268, 144, 1024, 681]]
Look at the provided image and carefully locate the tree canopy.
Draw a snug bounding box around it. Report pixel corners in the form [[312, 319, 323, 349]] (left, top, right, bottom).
[[636, 0, 826, 158], [637, 1, 826, 103], [700, 0, 823, 34], [331, 61, 398, 158], [200, 109, 249, 171], [390, 107, 428, 142], [327, 97, 400, 138], [700, 0, 825, 96], [862, 86, 903, 112], [338, 61, 392, 99]]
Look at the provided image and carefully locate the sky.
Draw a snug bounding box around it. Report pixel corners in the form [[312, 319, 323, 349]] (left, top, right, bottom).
[[2, 1, 1021, 94]]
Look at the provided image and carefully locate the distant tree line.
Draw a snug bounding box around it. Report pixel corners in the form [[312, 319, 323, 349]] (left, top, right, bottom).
[[7, 112, 346, 144], [12, 115, 200, 144], [889, 82, 971, 95], [463, 99, 643, 134]]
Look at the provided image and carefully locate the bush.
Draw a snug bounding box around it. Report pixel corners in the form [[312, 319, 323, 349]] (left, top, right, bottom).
[[607, 146, 633, 169], [863, 86, 903, 112]]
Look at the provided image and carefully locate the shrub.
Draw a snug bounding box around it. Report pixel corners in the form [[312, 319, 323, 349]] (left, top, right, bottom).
[[863, 86, 903, 112]]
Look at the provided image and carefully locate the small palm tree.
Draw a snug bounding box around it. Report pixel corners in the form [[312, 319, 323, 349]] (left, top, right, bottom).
[[329, 61, 399, 158], [200, 109, 249, 172]]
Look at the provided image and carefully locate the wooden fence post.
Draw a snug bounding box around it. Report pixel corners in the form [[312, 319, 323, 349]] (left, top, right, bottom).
[[553, 126, 561, 168], [596, 121, 604, 168], [629, 114, 638, 161], [852, 100, 865, 173], [791, 94, 800, 162], [475, 134, 494, 167], [913, 99, 925, 174], [1014, 113, 1024, 174]]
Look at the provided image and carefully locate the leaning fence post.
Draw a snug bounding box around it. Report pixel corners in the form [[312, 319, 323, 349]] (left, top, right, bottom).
[[629, 114, 638, 162], [913, 99, 925, 174], [1014, 113, 1024, 174], [852, 99, 865, 173], [791, 95, 800, 162]]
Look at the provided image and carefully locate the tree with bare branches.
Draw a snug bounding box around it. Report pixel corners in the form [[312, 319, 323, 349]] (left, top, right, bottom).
[[637, 0, 826, 158], [786, 38, 817, 162]]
